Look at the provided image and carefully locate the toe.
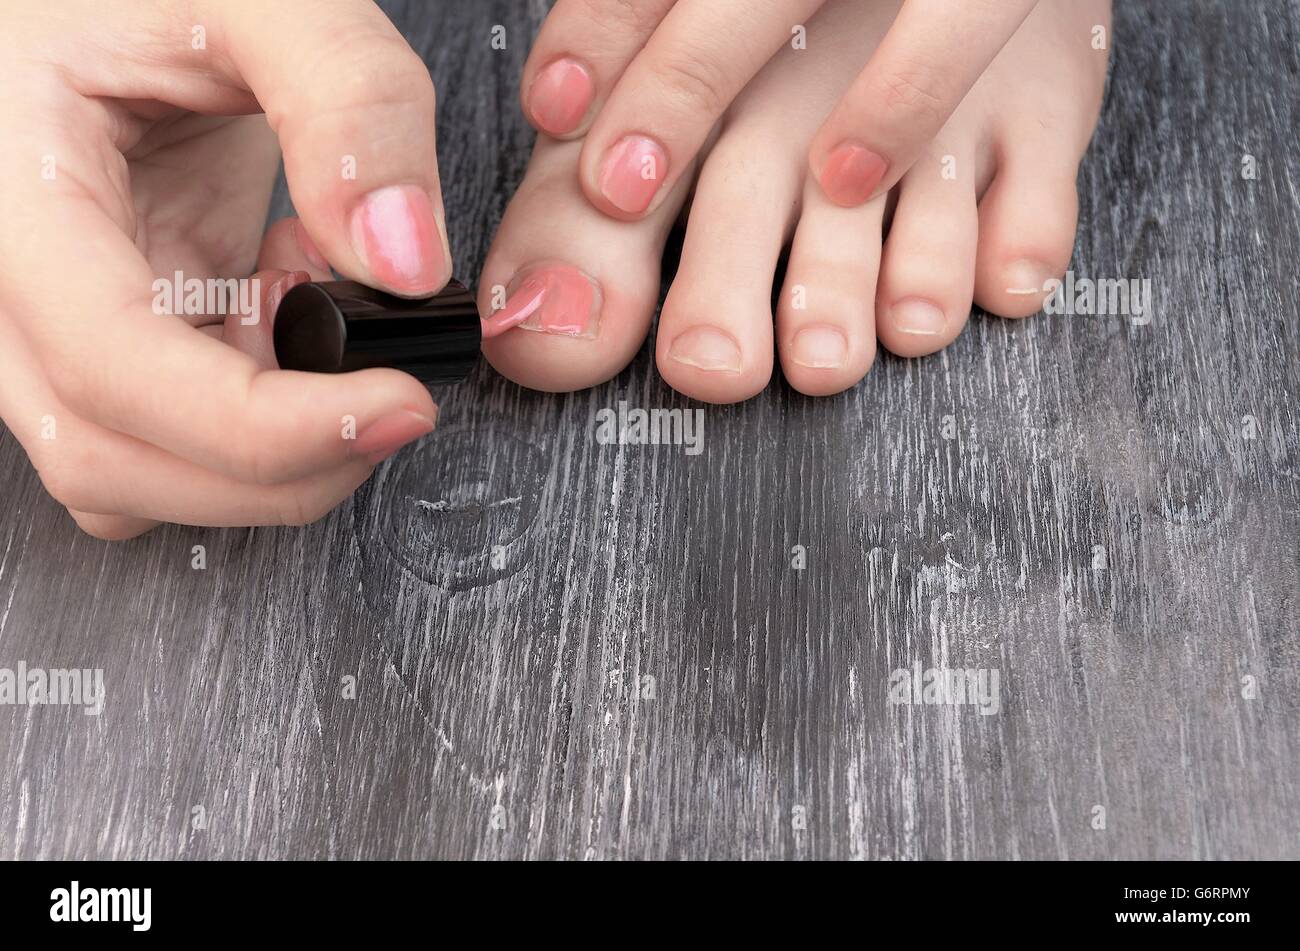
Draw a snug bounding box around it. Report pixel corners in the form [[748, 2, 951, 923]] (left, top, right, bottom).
[[875, 149, 979, 358], [656, 140, 801, 403], [973, 146, 1080, 319], [479, 137, 687, 392], [775, 180, 885, 396]]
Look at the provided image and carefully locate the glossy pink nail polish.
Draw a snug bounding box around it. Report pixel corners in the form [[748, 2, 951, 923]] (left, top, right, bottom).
[[598, 135, 667, 215], [819, 142, 888, 207], [349, 185, 447, 297], [482, 265, 600, 339], [528, 58, 596, 136]]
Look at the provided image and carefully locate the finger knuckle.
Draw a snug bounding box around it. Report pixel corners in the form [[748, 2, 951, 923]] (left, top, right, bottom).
[[578, 0, 667, 36], [874, 62, 949, 125], [655, 47, 732, 118], [330, 36, 435, 111], [274, 34, 435, 131]]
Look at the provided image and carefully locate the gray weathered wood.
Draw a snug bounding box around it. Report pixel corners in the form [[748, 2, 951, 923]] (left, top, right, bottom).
[[0, 0, 1297, 859]]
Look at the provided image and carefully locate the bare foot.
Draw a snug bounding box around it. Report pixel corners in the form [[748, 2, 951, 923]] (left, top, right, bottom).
[[481, 0, 1111, 402]]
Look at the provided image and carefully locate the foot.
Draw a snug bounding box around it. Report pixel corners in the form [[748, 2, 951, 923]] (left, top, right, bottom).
[[480, 0, 1111, 402]]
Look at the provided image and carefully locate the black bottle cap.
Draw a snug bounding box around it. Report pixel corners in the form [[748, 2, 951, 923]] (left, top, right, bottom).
[[273, 280, 481, 385]]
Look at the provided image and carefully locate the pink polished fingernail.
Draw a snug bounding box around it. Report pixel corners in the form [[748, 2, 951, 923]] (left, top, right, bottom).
[[599, 135, 668, 215], [528, 58, 596, 136], [482, 264, 600, 339], [349, 185, 447, 297], [819, 142, 888, 207], [353, 408, 438, 466]]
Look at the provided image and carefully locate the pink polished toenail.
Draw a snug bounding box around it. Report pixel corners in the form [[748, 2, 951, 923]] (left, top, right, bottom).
[[482, 264, 600, 339], [819, 142, 888, 207], [790, 325, 848, 368], [668, 327, 742, 374], [891, 298, 947, 336], [528, 58, 596, 136], [599, 135, 668, 215], [349, 185, 447, 296]]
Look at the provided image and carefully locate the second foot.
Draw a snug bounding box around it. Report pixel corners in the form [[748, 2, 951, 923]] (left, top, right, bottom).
[[482, 0, 1111, 403]]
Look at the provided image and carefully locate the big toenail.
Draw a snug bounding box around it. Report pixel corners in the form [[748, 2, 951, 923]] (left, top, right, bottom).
[[528, 58, 596, 137], [891, 298, 947, 336], [818, 142, 888, 207], [1004, 259, 1052, 297], [482, 264, 601, 339], [599, 135, 668, 215], [669, 327, 742, 374], [790, 325, 848, 368]]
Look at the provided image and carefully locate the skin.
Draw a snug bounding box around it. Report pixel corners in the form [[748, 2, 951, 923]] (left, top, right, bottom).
[[0, 0, 452, 539], [520, 0, 1042, 218]]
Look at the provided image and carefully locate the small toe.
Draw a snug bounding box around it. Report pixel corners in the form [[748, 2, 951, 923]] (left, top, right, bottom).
[[875, 149, 979, 357], [656, 140, 801, 403], [775, 181, 885, 396], [973, 148, 1081, 319]]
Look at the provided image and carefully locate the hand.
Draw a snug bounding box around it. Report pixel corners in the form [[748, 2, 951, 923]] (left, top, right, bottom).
[[519, 0, 1039, 215], [0, 0, 451, 539]]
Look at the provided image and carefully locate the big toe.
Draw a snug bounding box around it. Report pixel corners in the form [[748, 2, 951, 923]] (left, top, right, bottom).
[[480, 137, 690, 392]]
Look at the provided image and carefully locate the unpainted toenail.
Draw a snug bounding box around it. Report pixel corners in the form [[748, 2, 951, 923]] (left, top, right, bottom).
[[790, 325, 848, 368], [1004, 259, 1052, 297], [891, 298, 947, 336], [668, 327, 742, 374]]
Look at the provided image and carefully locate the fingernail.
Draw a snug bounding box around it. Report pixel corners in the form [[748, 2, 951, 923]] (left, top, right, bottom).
[[819, 142, 888, 207], [349, 185, 447, 297], [293, 220, 330, 271], [483, 264, 601, 339], [266, 270, 312, 321], [599, 135, 668, 215], [1004, 258, 1052, 297], [890, 298, 948, 336], [353, 408, 438, 465], [669, 327, 742, 374], [790, 325, 848, 368], [528, 58, 596, 136]]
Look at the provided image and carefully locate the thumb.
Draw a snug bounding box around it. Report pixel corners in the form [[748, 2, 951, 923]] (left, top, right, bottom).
[[212, 0, 452, 297]]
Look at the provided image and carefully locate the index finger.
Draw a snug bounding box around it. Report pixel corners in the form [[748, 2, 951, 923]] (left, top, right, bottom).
[[808, 0, 1040, 207]]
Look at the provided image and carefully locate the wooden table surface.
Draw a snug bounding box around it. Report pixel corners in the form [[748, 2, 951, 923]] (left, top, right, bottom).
[[1, 0, 1297, 860]]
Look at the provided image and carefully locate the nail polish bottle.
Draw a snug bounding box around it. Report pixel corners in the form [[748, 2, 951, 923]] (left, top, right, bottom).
[[274, 280, 481, 384]]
